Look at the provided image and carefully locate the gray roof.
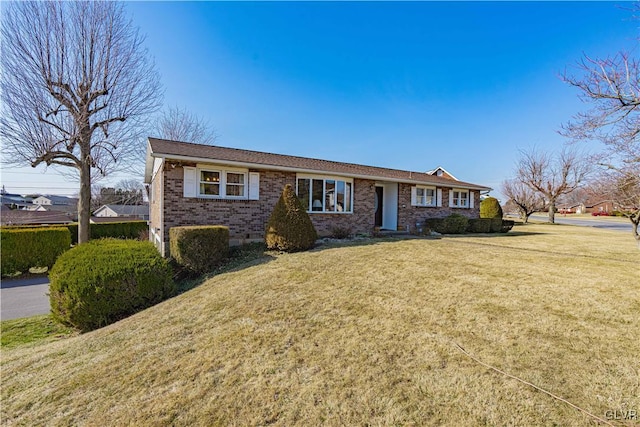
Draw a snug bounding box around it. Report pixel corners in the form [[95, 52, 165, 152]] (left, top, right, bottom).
[[95, 204, 149, 217], [146, 138, 492, 191]]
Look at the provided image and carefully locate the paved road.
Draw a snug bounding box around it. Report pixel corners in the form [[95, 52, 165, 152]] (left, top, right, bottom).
[[528, 214, 633, 232], [1, 276, 50, 321]]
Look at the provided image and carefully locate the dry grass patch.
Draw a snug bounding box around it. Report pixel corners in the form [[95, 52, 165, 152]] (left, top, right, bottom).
[[2, 224, 639, 426]]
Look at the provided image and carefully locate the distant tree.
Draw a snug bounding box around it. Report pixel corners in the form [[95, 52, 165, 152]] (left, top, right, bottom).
[[92, 179, 145, 209], [516, 148, 591, 224], [501, 179, 544, 223], [0, 1, 162, 244], [154, 106, 217, 145]]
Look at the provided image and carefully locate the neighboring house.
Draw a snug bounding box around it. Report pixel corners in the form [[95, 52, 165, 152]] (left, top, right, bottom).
[[0, 193, 34, 210], [144, 138, 492, 254], [93, 204, 149, 220], [31, 194, 78, 218], [575, 200, 615, 214]]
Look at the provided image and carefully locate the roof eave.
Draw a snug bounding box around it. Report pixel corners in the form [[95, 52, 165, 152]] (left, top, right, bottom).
[[149, 151, 492, 192]]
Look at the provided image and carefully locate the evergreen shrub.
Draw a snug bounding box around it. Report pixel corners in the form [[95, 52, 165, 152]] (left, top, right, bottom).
[[480, 197, 503, 219], [265, 184, 317, 252], [49, 239, 174, 332], [467, 218, 492, 233], [169, 225, 230, 273], [1, 227, 71, 276]]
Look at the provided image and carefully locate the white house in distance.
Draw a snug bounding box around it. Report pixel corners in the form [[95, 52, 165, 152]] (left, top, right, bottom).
[[93, 204, 149, 220]]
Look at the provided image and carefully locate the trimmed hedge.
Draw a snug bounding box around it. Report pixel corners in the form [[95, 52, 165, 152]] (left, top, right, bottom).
[[489, 217, 503, 233], [500, 220, 515, 233], [467, 218, 492, 233], [425, 214, 469, 234], [266, 184, 317, 252], [1, 227, 71, 276], [170, 226, 230, 273], [66, 221, 148, 244], [49, 239, 174, 332]]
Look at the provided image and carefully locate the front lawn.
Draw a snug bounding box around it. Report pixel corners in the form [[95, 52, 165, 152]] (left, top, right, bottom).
[[1, 224, 638, 426]]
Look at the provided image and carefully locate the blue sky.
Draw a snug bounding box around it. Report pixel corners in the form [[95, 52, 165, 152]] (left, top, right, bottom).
[[1, 1, 637, 199]]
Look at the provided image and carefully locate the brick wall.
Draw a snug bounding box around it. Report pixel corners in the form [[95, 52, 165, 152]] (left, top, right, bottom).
[[157, 162, 482, 254], [159, 164, 378, 253], [397, 183, 480, 233]]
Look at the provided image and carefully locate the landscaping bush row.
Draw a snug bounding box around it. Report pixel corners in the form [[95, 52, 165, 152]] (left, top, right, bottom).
[[2, 221, 148, 244], [49, 239, 174, 332], [424, 215, 514, 235], [0, 227, 71, 276]]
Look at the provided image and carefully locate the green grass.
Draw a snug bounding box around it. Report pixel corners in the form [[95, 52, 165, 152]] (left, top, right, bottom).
[[1, 315, 76, 349], [1, 224, 639, 426]]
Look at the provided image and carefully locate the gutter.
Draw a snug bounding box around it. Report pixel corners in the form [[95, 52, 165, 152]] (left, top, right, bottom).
[[148, 152, 493, 192]]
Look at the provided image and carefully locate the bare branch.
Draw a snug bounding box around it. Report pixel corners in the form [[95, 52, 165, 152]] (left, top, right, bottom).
[[0, 1, 162, 243]]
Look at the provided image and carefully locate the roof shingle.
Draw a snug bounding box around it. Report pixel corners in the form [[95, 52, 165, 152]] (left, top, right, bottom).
[[147, 138, 491, 191]]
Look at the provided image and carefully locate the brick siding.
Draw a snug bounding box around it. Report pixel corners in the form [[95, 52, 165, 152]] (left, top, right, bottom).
[[153, 161, 481, 255]]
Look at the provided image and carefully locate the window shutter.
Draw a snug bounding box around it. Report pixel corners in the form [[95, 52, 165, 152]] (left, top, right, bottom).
[[183, 167, 197, 198], [248, 172, 260, 200], [469, 191, 475, 209], [449, 190, 454, 207], [410, 187, 417, 206], [436, 189, 442, 207]]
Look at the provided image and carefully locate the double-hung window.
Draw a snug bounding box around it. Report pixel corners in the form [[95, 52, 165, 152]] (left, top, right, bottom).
[[451, 189, 469, 208], [296, 176, 353, 213], [412, 186, 437, 207], [198, 168, 246, 198]]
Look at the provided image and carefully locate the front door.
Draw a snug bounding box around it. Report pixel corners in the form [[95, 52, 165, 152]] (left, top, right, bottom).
[[374, 186, 383, 227]]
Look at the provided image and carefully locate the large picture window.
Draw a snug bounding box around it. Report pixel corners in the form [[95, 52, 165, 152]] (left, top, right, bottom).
[[297, 176, 353, 213]]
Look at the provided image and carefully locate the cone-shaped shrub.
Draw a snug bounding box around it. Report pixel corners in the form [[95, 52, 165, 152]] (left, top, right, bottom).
[[480, 197, 503, 219], [265, 184, 317, 252]]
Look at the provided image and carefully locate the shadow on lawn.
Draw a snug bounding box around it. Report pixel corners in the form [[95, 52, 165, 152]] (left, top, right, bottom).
[[174, 243, 276, 294]]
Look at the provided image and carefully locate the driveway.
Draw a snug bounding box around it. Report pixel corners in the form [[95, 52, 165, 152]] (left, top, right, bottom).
[[1, 276, 50, 321], [528, 214, 633, 232]]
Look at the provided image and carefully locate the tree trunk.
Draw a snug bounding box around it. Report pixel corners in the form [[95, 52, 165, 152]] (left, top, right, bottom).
[[548, 200, 556, 224], [631, 213, 640, 249], [77, 149, 92, 244]]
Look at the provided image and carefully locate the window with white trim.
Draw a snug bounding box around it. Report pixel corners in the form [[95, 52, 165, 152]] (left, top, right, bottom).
[[296, 176, 353, 213], [412, 186, 436, 207], [198, 168, 247, 198], [451, 189, 469, 208]]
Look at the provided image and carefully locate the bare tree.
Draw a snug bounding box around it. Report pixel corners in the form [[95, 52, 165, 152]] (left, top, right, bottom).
[[154, 106, 217, 145], [562, 53, 640, 165], [516, 148, 591, 223], [561, 10, 640, 244], [592, 165, 640, 246], [0, 1, 162, 243], [501, 179, 544, 223]]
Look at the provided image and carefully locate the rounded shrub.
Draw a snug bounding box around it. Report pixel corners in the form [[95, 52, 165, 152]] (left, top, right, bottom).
[[49, 239, 174, 332], [169, 225, 229, 274], [266, 184, 318, 252], [480, 197, 503, 219]]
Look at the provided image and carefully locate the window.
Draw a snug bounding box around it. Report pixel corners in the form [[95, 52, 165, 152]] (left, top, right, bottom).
[[296, 176, 353, 213], [451, 190, 469, 208], [225, 172, 245, 196], [198, 168, 246, 198], [200, 170, 220, 196], [412, 186, 436, 207]]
